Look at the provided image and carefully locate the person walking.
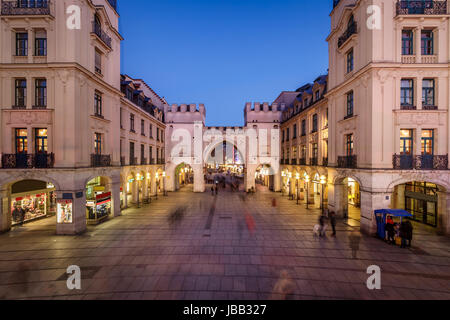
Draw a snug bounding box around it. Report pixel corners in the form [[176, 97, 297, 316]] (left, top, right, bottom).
[[405, 220, 413, 247], [349, 233, 361, 259], [329, 211, 337, 237], [319, 215, 327, 237]]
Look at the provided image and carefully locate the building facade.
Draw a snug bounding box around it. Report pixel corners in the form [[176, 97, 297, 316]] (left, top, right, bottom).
[[0, 0, 167, 235], [326, 0, 450, 235]]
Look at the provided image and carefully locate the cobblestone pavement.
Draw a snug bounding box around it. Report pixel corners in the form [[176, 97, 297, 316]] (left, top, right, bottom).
[[0, 185, 449, 300]]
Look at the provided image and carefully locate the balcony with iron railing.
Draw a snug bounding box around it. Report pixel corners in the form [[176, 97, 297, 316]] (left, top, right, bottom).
[[291, 159, 297, 165], [338, 21, 357, 48], [130, 157, 138, 166], [92, 21, 112, 49], [393, 154, 448, 170], [322, 157, 328, 167], [337, 155, 357, 169], [299, 158, 306, 166], [91, 154, 111, 167], [310, 158, 318, 166], [396, 1, 449, 15], [120, 156, 125, 166], [1, 153, 54, 169], [1, 0, 51, 16], [141, 157, 147, 165]]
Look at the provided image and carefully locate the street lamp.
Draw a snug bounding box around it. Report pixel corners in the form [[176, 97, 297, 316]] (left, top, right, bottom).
[[296, 173, 300, 205], [304, 174, 310, 209], [320, 175, 327, 214], [136, 174, 141, 208], [163, 171, 167, 196], [155, 173, 159, 200], [288, 172, 293, 200]]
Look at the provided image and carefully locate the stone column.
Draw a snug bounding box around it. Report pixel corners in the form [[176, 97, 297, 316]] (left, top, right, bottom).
[[131, 180, 138, 205], [143, 176, 149, 201], [0, 189, 11, 233], [360, 190, 391, 235], [27, 28, 33, 64], [193, 164, 205, 193], [122, 184, 128, 209], [327, 182, 347, 218], [56, 191, 87, 235], [150, 170, 157, 196], [437, 191, 450, 236], [245, 165, 257, 192], [110, 181, 121, 217], [415, 27, 422, 63], [273, 171, 281, 192]]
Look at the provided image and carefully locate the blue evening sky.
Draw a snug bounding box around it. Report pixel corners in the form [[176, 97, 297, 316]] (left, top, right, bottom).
[[119, 0, 332, 126]]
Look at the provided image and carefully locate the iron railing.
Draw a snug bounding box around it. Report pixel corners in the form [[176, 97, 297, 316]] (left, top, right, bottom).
[[310, 158, 318, 166], [141, 157, 147, 165], [130, 157, 138, 166], [396, 1, 448, 15], [91, 154, 111, 167], [338, 22, 357, 48], [92, 21, 112, 49], [338, 155, 357, 168], [299, 158, 306, 165], [393, 154, 448, 170], [1, 153, 54, 169], [322, 157, 328, 167], [1, 0, 50, 15], [120, 156, 125, 166]]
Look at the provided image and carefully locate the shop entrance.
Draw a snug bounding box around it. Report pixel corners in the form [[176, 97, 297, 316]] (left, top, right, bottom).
[[85, 176, 112, 225], [10, 179, 56, 226], [255, 164, 273, 191], [393, 181, 441, 228]]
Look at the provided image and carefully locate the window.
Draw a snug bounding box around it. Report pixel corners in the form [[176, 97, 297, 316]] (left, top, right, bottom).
[[301, 145, 306, 159], [149, 124, 153, 138], [35, 30, 47, 56], [422, 79, 435, 107], [126, 87, 133, 101], [94, 92, 102, 116], [130, 114, 135, 132], [156, 148, 160, 161], [15, 129, 28, 153], [301, 119, 306, 136], [282, 130, 285, 142], [401, 79, 414, 106], [421, 30, 434, 56], [129, 142, 135, 162], [293, 124, 297, 139], [149, 146, 153, 162], [94, 133, 102, 154], [346, 134, 354, 156], [400, 129, 413, 155], [141, 119, 145, 136], [35, 128, 48, 153], [95, 49, 102, 74], [156, 127, 160, 141], [292, 146, 297, 159], [315, 91, 320, 101], [402, 30, 413, 55], [422, 130, 434, 156], [141, 144, 145, 160], [347, 49, 354, 73], [312, 143, 318, 158], [346, 91, 354, 117], [312, 114, 318, 132], [286, 128, 290, 141], [325, 108, 329, 127], [16, 32, 28, 56], [15, 79, 27, 107], [161, 130, 164, 142], [35, 79, 47, 107]]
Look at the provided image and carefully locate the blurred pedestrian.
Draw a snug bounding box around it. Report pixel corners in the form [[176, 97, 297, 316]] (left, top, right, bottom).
[[349, 233, 361, 259], [329, 211, 337, 237], [270, 270, 295, 300]]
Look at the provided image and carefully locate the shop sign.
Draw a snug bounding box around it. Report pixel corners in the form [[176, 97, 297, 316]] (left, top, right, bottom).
[[405, 191, 437, 203], [57, 200, 73, 224], [96, 192, 111, 205]]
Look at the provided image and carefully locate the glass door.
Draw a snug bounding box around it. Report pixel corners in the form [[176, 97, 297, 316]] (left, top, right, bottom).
[[15, 128, 28, 168]]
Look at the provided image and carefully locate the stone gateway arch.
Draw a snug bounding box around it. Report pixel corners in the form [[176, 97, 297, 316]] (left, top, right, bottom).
[[164, 103, 286, 193]]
